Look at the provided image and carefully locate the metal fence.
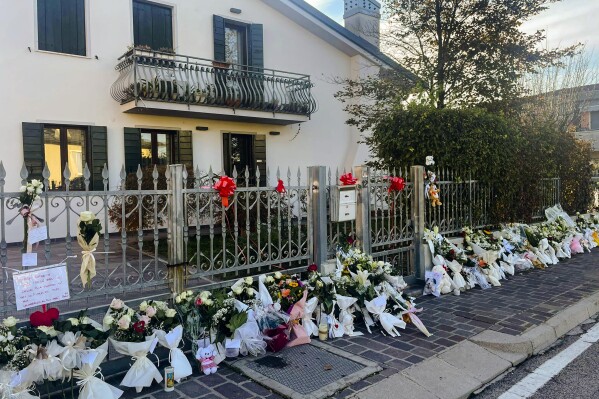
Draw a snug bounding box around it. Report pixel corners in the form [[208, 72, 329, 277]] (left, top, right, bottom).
[[532, 178, 561, 220], [0, 161, 562, 317]]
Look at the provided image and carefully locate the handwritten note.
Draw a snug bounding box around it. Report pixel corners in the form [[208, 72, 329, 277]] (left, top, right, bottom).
[[22, 253, 38, 267], [13, 265, 70, 310], [28, 226, 48, 244]]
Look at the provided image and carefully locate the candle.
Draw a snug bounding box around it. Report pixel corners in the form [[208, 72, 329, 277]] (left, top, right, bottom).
[[164, 366, 175, 392]]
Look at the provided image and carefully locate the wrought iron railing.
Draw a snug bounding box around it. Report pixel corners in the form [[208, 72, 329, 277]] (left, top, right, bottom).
[[110, 48, 318, 116]]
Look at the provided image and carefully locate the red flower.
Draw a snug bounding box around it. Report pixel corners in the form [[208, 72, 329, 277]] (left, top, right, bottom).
[[340, 173, 357, 186], [307, 264, 318, 273], [347, 236, 355, 245], [276, 179, 286, 193], [213, 176, 236, 198], [388, 176, 406, 193], [133, 321, 146, 334], [195, 297, 203, 306]]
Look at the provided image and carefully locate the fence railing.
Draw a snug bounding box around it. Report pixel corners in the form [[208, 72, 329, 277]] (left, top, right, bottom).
[[110, 48, 318, 116], [0, 162, 562, 317]]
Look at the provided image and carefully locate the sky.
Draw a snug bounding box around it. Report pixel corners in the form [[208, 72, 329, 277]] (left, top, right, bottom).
[[305, 0, 599, 67]]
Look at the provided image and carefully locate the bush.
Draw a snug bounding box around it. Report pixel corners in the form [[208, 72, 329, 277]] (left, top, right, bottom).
[[365, 104, 592, 223]]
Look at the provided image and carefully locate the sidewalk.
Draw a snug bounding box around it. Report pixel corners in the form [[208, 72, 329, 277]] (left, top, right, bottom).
[[116, 249, 599, 399]]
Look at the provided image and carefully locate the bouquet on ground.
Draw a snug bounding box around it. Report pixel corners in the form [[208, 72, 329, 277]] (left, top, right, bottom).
[[0, 317, 29, 365], [265, 272, 306, 314], [228, 277, 257, 303], [74, 345, 123, 399], [77, 211, 102, 288], [105, 299, 161, 393]]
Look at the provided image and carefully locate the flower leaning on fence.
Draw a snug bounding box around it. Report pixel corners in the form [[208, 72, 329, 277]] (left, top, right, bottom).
[[18, 179, 44, 252], [77, 211, 102, 288]]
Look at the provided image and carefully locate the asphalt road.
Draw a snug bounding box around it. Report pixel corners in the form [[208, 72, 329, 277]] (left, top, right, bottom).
[[473, 314, 599, 399]]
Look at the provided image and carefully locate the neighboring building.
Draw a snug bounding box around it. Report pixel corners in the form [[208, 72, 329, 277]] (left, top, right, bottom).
[[1, 0, 411, 191], [575, 84, 599, 159]]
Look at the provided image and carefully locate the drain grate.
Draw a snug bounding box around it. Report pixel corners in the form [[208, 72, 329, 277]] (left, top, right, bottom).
[[233, 342, 381, 399]]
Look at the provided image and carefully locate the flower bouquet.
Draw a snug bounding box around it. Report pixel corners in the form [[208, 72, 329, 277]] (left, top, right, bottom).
[[265, 272, 306, 313], [17, 179, 44, 253], [105, 299, 161, 393], [229, 277, 257, 303], [74, 345, 123, 399], [77, 211, 102, 288], [286, 291, 311, 347]]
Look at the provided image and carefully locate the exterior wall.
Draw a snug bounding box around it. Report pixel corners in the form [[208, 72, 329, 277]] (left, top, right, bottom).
[[0, 0, 377, 190]]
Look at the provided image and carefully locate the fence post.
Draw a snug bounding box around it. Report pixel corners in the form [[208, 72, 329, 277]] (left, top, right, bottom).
[[167, 164, 185, 296], [354, 165, 372, 254], [411, 165, 426, 281], [309, 166, 327, 271]]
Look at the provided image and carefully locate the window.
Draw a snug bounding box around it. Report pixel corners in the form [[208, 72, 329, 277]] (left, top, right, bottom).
[[223, 133, 266, 186], [592, 111, 599, 131], [133, 0, 173, 50], [37, 0, 86, 56], [140, 131, 173, 167], [43, 126, 87, 190], [225, 22, 248, 67]]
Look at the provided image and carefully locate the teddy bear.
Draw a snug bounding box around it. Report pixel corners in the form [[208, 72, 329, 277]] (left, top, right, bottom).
[[428, 184, 442, 207], [198, 345, 218, 375], [431, 256, 453, 295]]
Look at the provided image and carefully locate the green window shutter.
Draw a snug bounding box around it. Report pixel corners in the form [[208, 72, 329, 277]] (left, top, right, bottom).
[[249, 24, 264, 70], [213, 15, 226, 62], [222, 133, 232, 176], [37, 0, 85, 55], [89, 126, 108, 190], [22, 123, 45, 181], [176, 130, 194, 169], [124, 128, 141, 174], [253, 134, 266, 186], [133, 0, 172, 50]]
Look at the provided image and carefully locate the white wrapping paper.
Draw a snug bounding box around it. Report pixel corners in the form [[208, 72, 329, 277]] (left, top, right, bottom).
[[234, 316, 267, 357], [335, 294, 361, 337], [155, 325, 193, 382], [109, 336, 162, 393], [0, 369, 38, 399], [364, 295, 406, 337], [74, 347, 123, 399], [446, 260, 466, 291], [302, 297, 319, 338], [59, 331, 87, 372], [25, 341, 65, 383]]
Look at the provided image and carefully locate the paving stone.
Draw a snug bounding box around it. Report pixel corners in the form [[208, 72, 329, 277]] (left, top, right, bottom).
[[438, 340, 512, 384], [213, 382, 253, 399]]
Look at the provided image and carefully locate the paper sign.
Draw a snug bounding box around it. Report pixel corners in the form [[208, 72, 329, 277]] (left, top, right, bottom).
[[22, 253, 38, 267], [225, 338, 241, 349], [27, 226, 48, 244], [13, 265, 70, 310]]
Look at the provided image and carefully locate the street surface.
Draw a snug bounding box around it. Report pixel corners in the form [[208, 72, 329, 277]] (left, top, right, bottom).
[[474, 315, 599, 399]]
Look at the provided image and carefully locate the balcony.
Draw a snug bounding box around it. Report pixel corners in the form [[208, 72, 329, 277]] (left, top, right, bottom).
[[110, 49, 318, 125]]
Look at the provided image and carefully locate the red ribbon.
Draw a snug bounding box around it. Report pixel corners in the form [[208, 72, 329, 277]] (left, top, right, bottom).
[[276, 179, 286, 194], [388, 176, 406, 193], [214, 176, 236, 207], [339, 173, 357, 186]]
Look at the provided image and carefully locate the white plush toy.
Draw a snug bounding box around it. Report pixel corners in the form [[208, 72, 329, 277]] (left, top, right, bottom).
[[198, 346, 218, 375], [432, 255, 453, 295]]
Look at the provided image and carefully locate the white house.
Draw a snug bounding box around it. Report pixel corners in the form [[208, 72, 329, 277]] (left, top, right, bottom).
[[0, 0, 410, 191]]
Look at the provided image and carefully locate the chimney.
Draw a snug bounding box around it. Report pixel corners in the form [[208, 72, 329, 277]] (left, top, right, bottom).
[[343, 0, 381, 48]]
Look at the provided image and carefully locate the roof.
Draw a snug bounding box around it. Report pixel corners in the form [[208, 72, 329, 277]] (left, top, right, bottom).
[[285, 0, 418, 82]]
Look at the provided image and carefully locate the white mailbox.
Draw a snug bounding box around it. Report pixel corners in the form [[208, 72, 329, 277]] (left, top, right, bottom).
[[331, 185, 357, 222]]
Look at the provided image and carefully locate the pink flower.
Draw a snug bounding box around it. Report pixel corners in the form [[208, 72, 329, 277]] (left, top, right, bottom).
[[110, 298, 124, 310], [145, 306, 156, 318], [139, 315, 151, 325], [117, 316, 130, 330]]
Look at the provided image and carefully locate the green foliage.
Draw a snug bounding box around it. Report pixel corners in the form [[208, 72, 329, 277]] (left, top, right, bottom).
[[366, 105, 592, 222]]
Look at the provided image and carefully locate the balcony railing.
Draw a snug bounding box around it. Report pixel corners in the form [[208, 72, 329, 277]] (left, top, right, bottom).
[[110, 49, 318, 117]]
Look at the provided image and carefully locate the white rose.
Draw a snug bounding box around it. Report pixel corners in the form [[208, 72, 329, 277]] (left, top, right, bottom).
[[180, 292, 187, 300], [139, 301, 148, 311], [127, 308, 135, 316], [110, 298, 124, 310], [38, 326, 58, 337], [26, 187, 33, 194], [199, 291, 211, 300], [2, 317, 17, 328], [103, 315, 114, 326], [204, 298, 213, 306], [67, 318, 79, 326], [266, 276, 274, 283], [19, 186, 26, 193], [232, 286, 243, 295], [79, 211, 95, 223], [175, 296, 182, 304], [165, 309, 177, 318], [82, 317, 93, 325], [246, 287, 255, 297], [244, 277, 253, 285], [117, 315, 131, 330], [274, 272, 282, 279], [186, 290, 193, 296], [35, 188, 42, 195]]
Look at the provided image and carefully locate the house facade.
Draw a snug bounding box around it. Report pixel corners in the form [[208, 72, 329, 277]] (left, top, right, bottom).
[[576, 84, 599, 160], [1, 0, 400, 191]]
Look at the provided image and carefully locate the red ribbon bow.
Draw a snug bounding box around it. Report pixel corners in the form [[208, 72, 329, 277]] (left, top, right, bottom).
[[276, 179, 286, 193], [214, 176, 236, 207], [339, 173, 357, 186], [388, 176, 406, 193]]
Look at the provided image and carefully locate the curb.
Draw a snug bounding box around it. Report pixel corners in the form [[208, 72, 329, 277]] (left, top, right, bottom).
[[350, 291, 599, 399]]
